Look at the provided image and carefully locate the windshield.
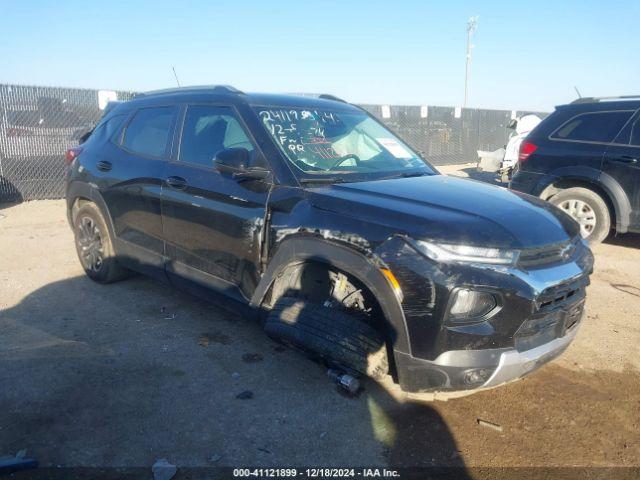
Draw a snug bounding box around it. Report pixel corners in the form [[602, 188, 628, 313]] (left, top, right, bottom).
[[254, 106, 435, 180]]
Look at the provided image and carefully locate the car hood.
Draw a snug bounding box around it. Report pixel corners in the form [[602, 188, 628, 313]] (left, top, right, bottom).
[[306, 175, 579, 249]]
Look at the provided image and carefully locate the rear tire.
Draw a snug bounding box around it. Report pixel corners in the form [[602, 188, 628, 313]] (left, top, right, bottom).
[[264, 297, 388, 379], [73, 202, 128, 283], [549, 187, 611, 244]]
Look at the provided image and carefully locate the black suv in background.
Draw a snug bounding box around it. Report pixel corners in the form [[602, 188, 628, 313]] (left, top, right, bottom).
[[510, 96, 640, 243], [66, 86, 593, 394]]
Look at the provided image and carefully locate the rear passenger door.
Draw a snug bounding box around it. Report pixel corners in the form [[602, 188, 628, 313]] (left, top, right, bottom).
[[100, 105, 177, 274], [603, 110, 640, 228], [161, 104, 270, 299]]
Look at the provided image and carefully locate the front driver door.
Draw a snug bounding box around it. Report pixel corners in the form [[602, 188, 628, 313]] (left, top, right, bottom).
[[161, 104, 271, 299]]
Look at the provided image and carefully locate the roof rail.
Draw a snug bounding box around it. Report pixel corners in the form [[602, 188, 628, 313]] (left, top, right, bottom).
[[136, 84, 244, 98], [318, 94, 348, 103], [571, 95, 640, 104]]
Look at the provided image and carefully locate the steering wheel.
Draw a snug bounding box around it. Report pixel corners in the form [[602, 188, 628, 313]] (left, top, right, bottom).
[[327, 154, 362, 170]]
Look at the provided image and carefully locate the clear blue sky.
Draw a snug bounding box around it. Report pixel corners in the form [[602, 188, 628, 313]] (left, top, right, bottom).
[[1, 0, 638, 111]]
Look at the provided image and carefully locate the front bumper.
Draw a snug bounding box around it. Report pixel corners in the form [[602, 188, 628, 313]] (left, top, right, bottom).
[[376, 236, 593, 393], [395, 317, 580, 393], [395, 316, 579, 392], [482, 319, 578, 387]]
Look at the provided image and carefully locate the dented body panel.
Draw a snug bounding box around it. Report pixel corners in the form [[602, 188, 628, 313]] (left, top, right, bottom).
[[66, 87, 594, 393]]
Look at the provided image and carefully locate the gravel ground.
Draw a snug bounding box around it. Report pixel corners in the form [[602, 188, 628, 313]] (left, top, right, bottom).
[[1, 167, 639, 475]]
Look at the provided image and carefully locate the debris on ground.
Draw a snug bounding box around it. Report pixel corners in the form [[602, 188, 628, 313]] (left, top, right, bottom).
[[152, 458, 177, 480], [611, 284, 640, 298], [236, 390, 254, 400], [208, 453, 222, 463], [242, 353, 263, 363], [273, 345, 286, 352], [231, 372, 240, 379], [477, 418, 503, 432], [327, 369, 360, 395], [198, 332, 233, 347]]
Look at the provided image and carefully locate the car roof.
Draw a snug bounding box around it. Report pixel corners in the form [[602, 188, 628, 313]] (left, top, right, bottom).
[[124, 85, 359, 112], [557, 97, 640, 112]]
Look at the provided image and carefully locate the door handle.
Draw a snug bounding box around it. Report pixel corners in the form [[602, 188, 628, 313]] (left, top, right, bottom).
[[165, 176, 187, 190], [611, 155, 638, 164], [96, 160, 112, 172]]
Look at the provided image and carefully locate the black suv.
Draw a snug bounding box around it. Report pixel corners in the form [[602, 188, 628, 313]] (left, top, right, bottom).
[[66, 86, 593, 394], [510, 96, 640, 243]]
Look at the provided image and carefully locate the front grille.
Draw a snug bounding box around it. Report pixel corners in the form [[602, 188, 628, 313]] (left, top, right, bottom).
[[514, 273, 589, 352], [535, 276, 589, 313], [518, 238, 578, 269]]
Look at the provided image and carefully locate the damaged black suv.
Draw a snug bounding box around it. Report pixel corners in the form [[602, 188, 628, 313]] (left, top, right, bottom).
[[66, 86, 593, 393]]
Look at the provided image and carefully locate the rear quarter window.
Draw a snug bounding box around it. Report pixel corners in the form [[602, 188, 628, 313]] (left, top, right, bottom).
[[551, 110, 634, 143], [84, 114, 128, 144], [121, 106, 176, 158]]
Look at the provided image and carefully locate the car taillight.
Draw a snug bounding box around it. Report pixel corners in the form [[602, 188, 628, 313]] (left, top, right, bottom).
[[518, 140, 538, 163], [65, 146, 83, 165]]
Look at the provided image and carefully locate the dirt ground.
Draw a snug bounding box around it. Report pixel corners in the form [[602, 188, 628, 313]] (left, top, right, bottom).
[[1, 166, 639, 476]]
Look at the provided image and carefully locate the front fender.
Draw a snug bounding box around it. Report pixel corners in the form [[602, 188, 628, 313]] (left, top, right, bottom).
[[250, 235, 411, 356]]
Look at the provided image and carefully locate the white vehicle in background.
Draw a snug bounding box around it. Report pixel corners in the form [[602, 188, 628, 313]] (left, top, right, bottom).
[[477, 114, 542, 182]]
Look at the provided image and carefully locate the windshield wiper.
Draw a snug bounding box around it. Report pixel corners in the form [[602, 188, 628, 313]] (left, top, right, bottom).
[[299, 177, 346, 185], [380, 171, 431, 180], [398, 171, 430, 178]]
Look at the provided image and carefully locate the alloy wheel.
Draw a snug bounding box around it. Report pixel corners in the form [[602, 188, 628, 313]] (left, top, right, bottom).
[[77, 216, 104, 271], [558, 199, 597, 238]]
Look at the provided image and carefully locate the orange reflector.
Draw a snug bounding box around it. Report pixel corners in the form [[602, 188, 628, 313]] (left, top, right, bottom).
[[380, 268, 402, 298]]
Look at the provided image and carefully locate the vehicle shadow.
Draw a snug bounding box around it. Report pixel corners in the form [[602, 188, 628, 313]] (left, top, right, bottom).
[[604, 231, 640, 249], [0, 274, 471, 478]]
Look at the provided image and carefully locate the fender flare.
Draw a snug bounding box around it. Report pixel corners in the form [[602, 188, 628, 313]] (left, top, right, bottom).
[[535, 166, 632, 232], [66, 181, 117, 238], [250, 235, 411, 355]]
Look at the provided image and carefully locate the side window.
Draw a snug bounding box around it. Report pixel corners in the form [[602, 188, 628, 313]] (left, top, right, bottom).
[[551, 110, 633, 143], [179, 105, 254, 168], [122, 106, 175, 158], [630, 119, 640, 146], [85, 114, 127, 144]]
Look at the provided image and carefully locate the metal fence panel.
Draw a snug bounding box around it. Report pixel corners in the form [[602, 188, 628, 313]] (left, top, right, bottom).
[[0, 83, 548, 202], [0, 84, 134, 202]]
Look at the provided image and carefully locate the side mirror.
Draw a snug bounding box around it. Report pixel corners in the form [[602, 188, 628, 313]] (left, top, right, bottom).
[[213, 147, 271, 181], [214, 147, 250, 171], [507, 119, 518, 130]]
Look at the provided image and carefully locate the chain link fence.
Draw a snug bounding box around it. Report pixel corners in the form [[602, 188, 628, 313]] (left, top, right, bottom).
[[0, 84, 135, 202], [0, 83, 547, 203]]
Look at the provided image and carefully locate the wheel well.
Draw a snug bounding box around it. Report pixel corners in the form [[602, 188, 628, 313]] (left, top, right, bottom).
[[540, 179, 616, 228], [263, 260, 397, 377], [70, 196, 92, 222]]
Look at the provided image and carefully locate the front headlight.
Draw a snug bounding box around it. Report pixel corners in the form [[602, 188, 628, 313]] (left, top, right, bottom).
[[411, 239, 520, 266]]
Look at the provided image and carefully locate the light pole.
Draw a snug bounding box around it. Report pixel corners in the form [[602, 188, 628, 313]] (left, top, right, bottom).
[[464, 15, 479, 109]]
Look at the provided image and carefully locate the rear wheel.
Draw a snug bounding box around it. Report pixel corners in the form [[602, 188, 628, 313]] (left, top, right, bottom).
[[73, 202, 128, 283], [549, 187, 611, 243]]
